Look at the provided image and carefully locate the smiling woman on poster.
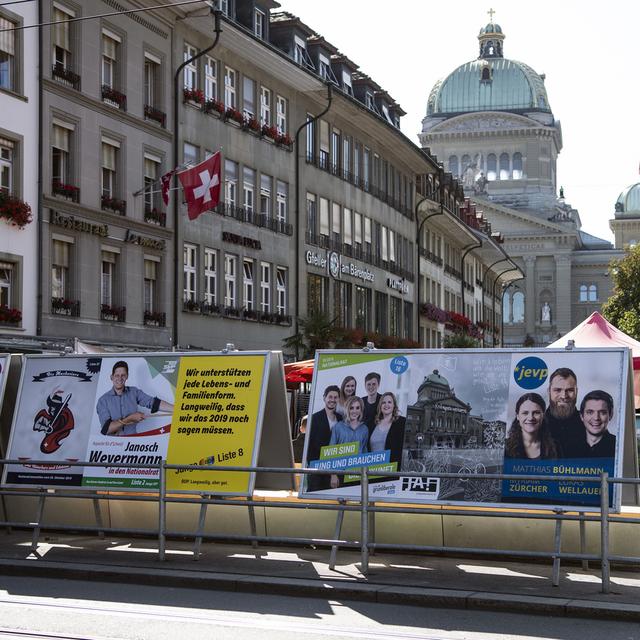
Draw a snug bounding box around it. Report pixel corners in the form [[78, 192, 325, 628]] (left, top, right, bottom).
[[96, 360, 174, 436], [369, 391, 406, 467], [504, 392, 559, 460]]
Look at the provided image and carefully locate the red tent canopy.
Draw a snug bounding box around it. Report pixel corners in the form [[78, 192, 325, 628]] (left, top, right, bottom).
[[284, 359, 314, 389]]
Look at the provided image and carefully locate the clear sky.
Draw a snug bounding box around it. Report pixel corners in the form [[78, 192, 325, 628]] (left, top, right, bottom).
[[277, 0, 639, 242]]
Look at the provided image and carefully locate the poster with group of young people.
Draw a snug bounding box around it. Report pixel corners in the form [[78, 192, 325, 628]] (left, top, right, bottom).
[[299, 348, 632, 511]]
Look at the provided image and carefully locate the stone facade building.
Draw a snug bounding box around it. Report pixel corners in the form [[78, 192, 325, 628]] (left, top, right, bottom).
[[419, 20, 623, 346]]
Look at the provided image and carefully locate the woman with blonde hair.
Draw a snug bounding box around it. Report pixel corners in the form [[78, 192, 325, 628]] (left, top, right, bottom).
[[329, 395, 368, 489], [368, 392, 406, 467], [336, 375, 357, 418]]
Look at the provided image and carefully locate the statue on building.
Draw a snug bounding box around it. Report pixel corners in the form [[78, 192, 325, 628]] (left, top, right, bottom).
[[541, 302, 551, 323], [462, 163, 477, 190], [474, 172, 488, 195]]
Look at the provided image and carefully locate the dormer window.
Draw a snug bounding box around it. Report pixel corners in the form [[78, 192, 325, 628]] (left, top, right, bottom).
[[318, 54, 337, 84], [341, 71, 353, 96], [219, 0, 230, 17], [254, 10, 265, 39], [481, 66, 491, 82], [294, 36, 307, 65], [365, 91, 375, 109], [381, 104, 393, 125]]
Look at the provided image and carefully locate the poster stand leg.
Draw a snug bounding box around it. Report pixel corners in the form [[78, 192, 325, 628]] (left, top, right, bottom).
[[369, 506, 375, 556], [192, 495, 210, 560], [0, 493, 11, 533], [92, 498, 105, 539], [30, 490, 47, 557], [579, 517, 589, 570], [247, 500, 258, 550], [551, 508, 564, 587], [328, 499, 346, 570]]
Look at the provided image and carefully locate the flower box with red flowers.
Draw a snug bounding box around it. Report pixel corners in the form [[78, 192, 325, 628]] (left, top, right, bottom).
[[101, 304, 126, 322], [101, 195, 126, 215], [0, 191, 32, 229], [101, 85, 127, 109], [143, 310, 166, 327], [52, 181, 80, 202], [0, 305, 21, 325], [144, 208, 166, 226], [276, 132, 293, 147], [224, 107, 244, 125], [204, 98, 225, 115], [51, 297, 80, 316], [183, 88, 204, 105], [261, 124, 278, 140], [244, 116, 261, 133], [183, 299, 201, 313], [144, 105, 166, 127]]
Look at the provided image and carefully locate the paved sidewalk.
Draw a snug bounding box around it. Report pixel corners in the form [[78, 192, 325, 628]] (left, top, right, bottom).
[[0, 530, 639, 621]]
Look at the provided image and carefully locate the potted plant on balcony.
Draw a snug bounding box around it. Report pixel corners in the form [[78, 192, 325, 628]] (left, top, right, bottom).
[[101, 85, 127, 109], [101, 304, 125, 321], [183, 299, 200, 313], [244, 116, 261, 134], [261, 124, 278, 141], [0, 304, 21, 325], [276, 132, 293, 148], [143, 310, 165, 326], [144, 208, 166, 226], [0, 191, 32, 229], [51, 297, 76, 315]]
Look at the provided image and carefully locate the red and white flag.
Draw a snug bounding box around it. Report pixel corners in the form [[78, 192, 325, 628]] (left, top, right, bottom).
[[160, 169, 175, 206], [177, 152, 221, 220]]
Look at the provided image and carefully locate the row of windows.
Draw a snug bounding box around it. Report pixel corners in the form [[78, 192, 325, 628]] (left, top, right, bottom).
[[503, 284, 599, 325], [307, 274, 413, 338], [305, 192, 414, 275], [183, 44, 288, 134], [51, 239, 161, 317], [183, 245, 287, 315], [306, 116, 414, 216], [449, 153, 525, 181]]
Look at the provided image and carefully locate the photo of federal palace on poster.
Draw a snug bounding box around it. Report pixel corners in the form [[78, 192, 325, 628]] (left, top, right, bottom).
[[299, 349, 629, 510]]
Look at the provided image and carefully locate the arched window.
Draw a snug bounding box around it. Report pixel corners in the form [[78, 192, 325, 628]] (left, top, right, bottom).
[[512, 292, 524, 324], [499, 153, 510, 180], [487, 154, 497, 181], [481, 66, 491, 82], [503, 291, 511, 323], [448, 155, 459, 177], [588, 284, 597, 301], [579, 284, 588, 302], [512, 152, 523, 179]]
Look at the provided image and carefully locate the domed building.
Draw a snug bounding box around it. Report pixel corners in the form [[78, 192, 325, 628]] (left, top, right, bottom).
[[611, 183, 640, 249], [420, 18, 623, 346]]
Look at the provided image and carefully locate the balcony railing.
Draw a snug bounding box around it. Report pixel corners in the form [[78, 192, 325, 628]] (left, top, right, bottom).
[[101, 85, 127, 110], [100, 304, 126, 322], [52, 181, 80, 203], [52, 64, 80, 90], [51, 297, 80, 317], [101, 195, 126, 216], [211, 202, 293, 236], [144, 105, 166, 127]]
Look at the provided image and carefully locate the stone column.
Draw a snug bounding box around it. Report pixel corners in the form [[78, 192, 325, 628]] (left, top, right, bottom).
[[554, 254, 572, 334], [524, 256, 536, 336]]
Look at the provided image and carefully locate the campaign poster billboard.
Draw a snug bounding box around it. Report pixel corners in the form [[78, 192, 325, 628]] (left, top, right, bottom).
[[2, 352, 270, 494], [299, 348, 628, 511]]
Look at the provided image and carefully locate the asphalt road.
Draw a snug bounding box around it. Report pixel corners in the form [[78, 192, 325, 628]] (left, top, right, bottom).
[[0, 575, 639, 640]]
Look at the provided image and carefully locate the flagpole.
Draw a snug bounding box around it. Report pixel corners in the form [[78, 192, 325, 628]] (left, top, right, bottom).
[[172, 6, 222, 349]]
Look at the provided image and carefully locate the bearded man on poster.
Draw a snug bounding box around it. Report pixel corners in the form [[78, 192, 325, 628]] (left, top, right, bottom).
[[545, 367, 584, 457]]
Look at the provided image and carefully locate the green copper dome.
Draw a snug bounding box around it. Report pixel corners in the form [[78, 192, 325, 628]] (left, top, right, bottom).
[[615, 183, 640, 216], [424, 370, 450, 387], [426, 58, 551, 116], [426, 21, 551, 117]]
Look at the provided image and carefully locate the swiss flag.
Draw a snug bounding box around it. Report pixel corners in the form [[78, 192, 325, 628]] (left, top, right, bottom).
[[177, 152, 221, 220], [160, 169, 175, 206]]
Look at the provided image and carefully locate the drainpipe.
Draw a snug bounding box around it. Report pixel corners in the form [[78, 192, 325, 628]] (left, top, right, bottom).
[[172, 8, 222, 350], [460, 238, 481, 319], [36, 0, 43, 336], [293, 83, 332, 360]]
